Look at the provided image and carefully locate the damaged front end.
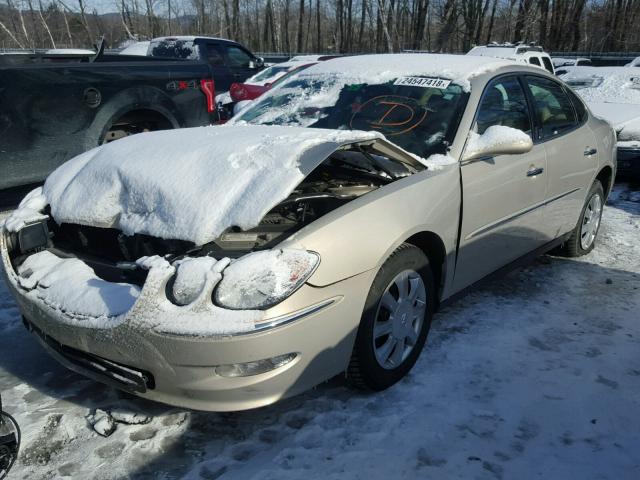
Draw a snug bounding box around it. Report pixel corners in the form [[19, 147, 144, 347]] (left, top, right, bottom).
[[3, 139, 422, 337], [0, 136, 427, 409]]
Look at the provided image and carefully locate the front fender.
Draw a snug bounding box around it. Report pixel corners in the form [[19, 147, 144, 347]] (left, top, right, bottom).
[[281, 166, 461, 290]]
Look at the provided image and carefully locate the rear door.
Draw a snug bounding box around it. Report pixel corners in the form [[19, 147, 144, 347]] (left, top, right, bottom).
[[522, 75, 598, 240], [454, 75, 548, 290]]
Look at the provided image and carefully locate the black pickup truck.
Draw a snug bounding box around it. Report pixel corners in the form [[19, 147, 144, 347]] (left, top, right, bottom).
[[0, 37, 264, 190]]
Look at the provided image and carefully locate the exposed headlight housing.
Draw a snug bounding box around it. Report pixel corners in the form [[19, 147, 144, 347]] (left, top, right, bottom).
[[214, 249, 319, 310], [18, 220, 50, 254]]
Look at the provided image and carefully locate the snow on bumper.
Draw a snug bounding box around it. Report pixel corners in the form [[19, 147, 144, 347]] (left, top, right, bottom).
[[2, 245, 262, 336], [1, 231, 372, 411]]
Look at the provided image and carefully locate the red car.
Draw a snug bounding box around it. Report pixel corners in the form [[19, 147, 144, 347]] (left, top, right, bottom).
[[229, 62, 316, 102]]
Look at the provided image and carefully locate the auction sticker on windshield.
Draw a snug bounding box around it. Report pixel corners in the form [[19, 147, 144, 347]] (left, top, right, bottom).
[[393, 77, 451, 89]]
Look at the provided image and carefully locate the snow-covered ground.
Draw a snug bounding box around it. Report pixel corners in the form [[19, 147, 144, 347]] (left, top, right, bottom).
[[1, 184, 639, 480]]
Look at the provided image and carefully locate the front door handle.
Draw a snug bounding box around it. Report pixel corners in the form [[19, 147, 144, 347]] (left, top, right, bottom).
[[527, 167, 544, 177], [584, 148, 597, 156]]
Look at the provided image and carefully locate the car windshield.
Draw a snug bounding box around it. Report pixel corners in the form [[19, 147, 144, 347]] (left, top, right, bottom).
[[249, 65, 291, 84], [148, 39, 198, 60], [234, 74, 468, 158]]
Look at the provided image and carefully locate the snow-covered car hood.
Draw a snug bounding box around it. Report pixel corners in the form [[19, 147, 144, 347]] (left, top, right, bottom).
[[42, 125, 388, 245], [587, 102, 640, 130]]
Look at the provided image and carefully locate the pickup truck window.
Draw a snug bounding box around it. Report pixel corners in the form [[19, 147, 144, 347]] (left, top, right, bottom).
[[529, 57, 541, 67], [148, 39, 198, 60], [203, 44, 225, 66], [475, 76, 532, 136], [525, 76, 578, 140], [225, 46, 253, 68]]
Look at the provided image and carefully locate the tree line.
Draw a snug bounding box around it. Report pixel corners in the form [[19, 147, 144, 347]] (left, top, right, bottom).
[[1, 0, 639, 53]]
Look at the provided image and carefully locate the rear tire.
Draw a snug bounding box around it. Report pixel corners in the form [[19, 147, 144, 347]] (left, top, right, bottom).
[[347, 243, 435, 391], [560, 180, 604, 257]]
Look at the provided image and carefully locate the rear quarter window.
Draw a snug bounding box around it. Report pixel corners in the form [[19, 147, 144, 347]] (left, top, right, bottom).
[[564, 86, 588, 124]]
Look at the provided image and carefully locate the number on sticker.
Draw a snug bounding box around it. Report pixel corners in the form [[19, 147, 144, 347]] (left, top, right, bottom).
[[393, 77, 452, 89]]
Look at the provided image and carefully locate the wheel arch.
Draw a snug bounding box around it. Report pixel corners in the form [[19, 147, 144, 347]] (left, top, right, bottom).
[[403, 231, 447, 305], [595, 165, 614, 199], [83, 86, 183, 149]]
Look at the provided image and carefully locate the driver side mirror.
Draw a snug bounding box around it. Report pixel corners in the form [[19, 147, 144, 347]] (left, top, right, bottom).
[[249, 57, 264, 69], [462, 125, 533, 162]]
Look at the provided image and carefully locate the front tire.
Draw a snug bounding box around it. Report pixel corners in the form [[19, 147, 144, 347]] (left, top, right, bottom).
[[561, 180, 604, 257], [347, 243, 435, 391]]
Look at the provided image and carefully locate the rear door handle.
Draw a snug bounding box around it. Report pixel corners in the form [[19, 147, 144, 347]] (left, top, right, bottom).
[[584, 148, 597, 156], [527, 167, 544, 177]]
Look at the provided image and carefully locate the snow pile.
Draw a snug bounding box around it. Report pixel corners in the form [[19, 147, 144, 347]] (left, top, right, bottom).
[[420, 153, 458, 170], [118, 41, 150, 56], [88, 409, 116, 437], [215, 249, 318, 309], [88, 408, 151, 437], [561, 67, 640, 105], [16, 250, 140, 319], [3, 187, 47, 232], [464, 125, 531, 159], [302, 54, 514, 92], [43, 125, 380, 245], [171, 256, 228, 306], [133, 254, 262, 336], [618, 117, 640, 146]]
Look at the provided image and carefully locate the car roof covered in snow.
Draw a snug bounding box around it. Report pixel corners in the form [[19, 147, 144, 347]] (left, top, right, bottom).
[[297, 53, 519, 91]]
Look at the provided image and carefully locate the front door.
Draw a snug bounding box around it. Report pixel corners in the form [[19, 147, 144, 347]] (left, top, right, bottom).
[[453, 75, 548, 291], [201, 43, 233, 92], [221, 44, 260, 84]]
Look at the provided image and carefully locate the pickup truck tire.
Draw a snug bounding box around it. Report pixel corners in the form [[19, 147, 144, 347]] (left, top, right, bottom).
[[561, 180, 605, 257], [347, 243, 435, 391]]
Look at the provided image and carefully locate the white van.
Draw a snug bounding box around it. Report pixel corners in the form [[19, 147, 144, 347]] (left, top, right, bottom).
[[467, 43, 555, 74]]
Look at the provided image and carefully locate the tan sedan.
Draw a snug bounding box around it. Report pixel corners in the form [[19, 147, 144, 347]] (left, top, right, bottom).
[[1, 54, 615, 411]]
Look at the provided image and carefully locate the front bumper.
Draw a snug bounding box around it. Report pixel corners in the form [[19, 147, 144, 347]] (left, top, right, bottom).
[[1, 233, 374, 411], [617, 147, 640, 179]]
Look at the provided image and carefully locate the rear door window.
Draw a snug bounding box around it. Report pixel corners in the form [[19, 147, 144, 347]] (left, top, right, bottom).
[[148, 39, 198, 59], [475, 76, 532, 136], [541, 57, 554, 73], [525, 76, 578, 140], [529, 57, 541, 67], [564, 86, 588, 124]]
